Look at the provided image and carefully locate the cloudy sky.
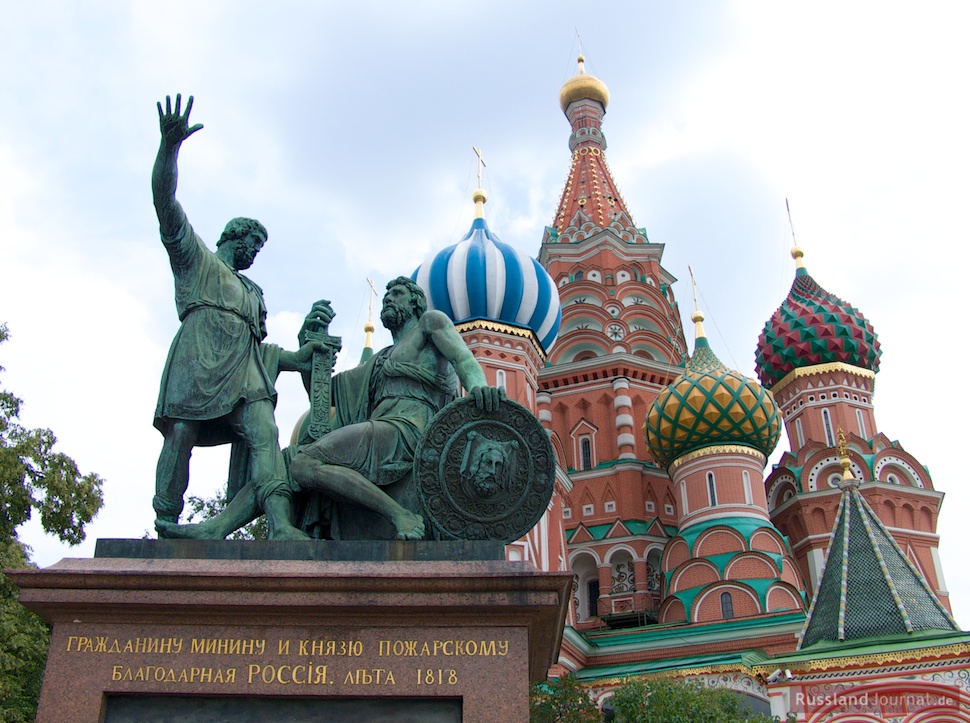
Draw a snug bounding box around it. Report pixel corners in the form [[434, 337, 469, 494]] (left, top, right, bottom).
[[2, 2, 968, 623]]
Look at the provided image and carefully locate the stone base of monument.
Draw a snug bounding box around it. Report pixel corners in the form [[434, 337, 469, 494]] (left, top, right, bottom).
[[10, 540, 572, 723]]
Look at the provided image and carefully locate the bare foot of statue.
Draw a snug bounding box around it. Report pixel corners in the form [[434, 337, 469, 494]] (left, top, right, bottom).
[[392, 509, 426, 540], [268, 524, 311, 541], [155, 519, 226, 540]]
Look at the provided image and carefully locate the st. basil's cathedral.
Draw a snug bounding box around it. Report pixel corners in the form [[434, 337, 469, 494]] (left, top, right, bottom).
[[407, 58, 970, 721]]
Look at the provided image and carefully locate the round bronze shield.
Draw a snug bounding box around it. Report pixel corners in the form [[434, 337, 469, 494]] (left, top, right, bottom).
[[414, 396, 555, 543]]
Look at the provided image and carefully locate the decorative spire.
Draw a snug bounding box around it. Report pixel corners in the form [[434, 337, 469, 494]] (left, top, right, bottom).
[[549, 57, 641, 240], [799, 458, 958, 648]]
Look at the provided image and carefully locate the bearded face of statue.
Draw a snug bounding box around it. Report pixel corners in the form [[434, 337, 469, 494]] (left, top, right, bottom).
[[380, 284, 416, 332]]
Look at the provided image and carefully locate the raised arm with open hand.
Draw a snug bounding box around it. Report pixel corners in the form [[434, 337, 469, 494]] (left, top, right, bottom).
[[157, 93, 203, 148], [152, 93, 203, 237]]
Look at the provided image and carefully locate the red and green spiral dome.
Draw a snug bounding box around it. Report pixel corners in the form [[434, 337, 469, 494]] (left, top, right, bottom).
[[755, 248, 881, 389]]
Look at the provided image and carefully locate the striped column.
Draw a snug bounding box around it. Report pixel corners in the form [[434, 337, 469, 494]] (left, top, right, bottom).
[[613, 378, 636, 459]]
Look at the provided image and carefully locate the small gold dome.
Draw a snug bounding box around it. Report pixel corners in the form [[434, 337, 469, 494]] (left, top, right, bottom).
[[559, 55, 610, 113]]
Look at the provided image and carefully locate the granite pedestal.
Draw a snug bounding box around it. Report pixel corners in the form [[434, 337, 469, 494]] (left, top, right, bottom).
[[9, 540, 572, 723]]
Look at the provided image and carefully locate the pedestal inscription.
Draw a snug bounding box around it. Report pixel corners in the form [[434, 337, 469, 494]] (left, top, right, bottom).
[[10, 552, 571, 722]]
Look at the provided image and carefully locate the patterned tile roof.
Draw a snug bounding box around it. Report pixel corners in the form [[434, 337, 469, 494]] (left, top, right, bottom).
[[799, 481, 957, 649], [755, 266, 881, 389], [645, 337, 781, 468]]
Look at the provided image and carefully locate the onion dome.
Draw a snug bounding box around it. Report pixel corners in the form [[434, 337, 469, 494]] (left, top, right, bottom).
[[645, 311, 782, 469], [559, 55, 610, 112], [412, 189, 562, 354], [755, 247, 881, 389]]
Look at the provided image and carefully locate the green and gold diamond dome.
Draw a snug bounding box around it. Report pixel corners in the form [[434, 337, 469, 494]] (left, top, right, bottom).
[[755, 247, 881, 389], [645, 313, 782, 469]]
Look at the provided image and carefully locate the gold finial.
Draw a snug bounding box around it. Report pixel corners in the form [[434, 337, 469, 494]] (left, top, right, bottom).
[[577, 54, 586, 74], [472, 146, 488, 219], [688, 265, 706, 339]]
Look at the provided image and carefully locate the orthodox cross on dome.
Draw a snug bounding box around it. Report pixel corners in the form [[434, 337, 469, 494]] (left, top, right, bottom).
[[362, 277, 378, 358], [473, 146, 486, 188], [366, 277, 378, 325], [471, 146, 488, 219], [785, 200, 806, 270], [688, 265, 706, 340]]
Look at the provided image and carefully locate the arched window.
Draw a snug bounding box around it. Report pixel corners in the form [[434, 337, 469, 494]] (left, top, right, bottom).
[[856, 409, 867, 438], [795, 418, 805, 448], [821, 409, 835, 447], [495, 369, 506, 390], [742, 470, 753, 505], [574, 270, 584, 281], [720, 591, 734, 619], [707, 472, 717, 507]]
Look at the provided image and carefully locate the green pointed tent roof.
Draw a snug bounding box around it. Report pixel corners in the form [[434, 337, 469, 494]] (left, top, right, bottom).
[[799, 478, 958, 649]]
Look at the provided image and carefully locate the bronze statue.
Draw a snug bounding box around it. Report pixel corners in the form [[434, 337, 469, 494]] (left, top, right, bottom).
[[156, 277, 505, 540], [151, 94, 320, 535]]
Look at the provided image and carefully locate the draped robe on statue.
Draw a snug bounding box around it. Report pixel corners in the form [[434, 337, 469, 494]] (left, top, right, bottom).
[[294, 345, 457, 540], [154, 218, 278, 445]]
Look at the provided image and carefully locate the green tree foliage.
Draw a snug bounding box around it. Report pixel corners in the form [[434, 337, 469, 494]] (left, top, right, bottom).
[[530, 674, 601, 723], [0, 325, 104, 545], [609, 678, 790, 723], [0, 324, 105, 720], [0, 539, 50, 722]]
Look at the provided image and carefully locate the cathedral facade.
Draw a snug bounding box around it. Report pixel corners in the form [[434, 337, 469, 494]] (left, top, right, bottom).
[[412, 59, 970, 722]]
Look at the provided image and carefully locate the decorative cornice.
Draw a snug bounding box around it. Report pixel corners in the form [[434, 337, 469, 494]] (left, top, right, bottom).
[[455, 319, 546, 360], [669, 444, 767, 472], [588, 664, 759, 688], [770, 362, 875, 395], [798, 642, 970, 672]]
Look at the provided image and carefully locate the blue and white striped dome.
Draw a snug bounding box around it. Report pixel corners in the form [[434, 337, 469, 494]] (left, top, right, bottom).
[[412, 217, 562, 353]]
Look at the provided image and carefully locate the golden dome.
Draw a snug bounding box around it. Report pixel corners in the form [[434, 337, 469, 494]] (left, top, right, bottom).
[[559, 55, 610, 113]]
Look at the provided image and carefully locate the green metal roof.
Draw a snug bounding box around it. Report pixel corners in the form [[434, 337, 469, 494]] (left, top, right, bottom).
[[566, 518, 670, 543], [799, 481, 958, 649]]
